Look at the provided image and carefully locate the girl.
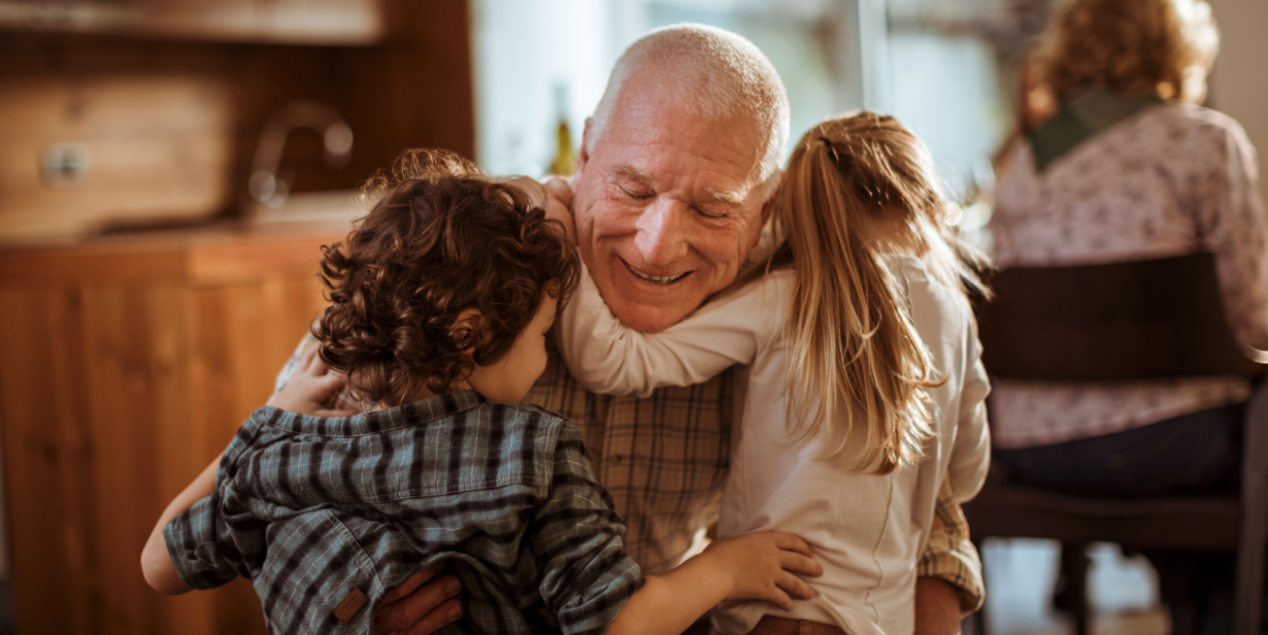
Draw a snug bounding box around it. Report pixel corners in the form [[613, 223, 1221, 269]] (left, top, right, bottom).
[[557, 112, 992, 635]]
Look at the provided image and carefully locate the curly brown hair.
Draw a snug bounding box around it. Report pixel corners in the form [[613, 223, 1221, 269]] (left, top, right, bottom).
[[313, 149, 579, 407], [1038, 0, 1219, 103]]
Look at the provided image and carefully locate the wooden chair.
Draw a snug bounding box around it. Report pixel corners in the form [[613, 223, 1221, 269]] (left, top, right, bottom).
[[964, 252, 1268, 635]]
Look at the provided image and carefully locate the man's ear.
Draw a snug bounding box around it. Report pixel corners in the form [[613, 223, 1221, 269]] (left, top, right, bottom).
[[450, 308, 483, 351], [576, 118, 594, 176], [760, 187, 779, 225]]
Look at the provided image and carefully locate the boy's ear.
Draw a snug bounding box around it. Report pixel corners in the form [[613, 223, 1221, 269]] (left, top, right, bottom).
[[450, 309, 483, 350]]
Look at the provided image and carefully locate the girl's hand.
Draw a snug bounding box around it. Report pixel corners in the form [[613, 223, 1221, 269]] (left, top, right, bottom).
[[504, 176, 577, 244], [267, 345, 357, 416], [702, 532, 822, 611]]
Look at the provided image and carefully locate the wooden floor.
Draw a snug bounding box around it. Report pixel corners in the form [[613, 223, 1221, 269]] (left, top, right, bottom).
[[0, 540, 1170, 635]]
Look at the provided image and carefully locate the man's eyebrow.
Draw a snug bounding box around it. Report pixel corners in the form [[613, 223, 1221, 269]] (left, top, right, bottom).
[[706, 188, 745, 206], [608, 164, 651, 181]]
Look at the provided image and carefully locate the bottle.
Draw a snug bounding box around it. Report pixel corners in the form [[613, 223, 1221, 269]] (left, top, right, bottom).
[[549, 83, 575, 177]]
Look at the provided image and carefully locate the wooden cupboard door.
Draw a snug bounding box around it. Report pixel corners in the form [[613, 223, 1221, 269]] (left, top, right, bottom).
[[0, 286, 99, 635], [0, 271, 327, 635]]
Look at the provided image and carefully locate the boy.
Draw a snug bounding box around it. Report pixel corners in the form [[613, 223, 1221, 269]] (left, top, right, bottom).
[[140, 150, 819, 635]]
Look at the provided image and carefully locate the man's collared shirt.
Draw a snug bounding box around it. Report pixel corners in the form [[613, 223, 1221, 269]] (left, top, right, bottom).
[[165, 390, 642, 634]]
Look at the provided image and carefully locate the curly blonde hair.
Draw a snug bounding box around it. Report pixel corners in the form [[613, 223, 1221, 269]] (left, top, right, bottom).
[[1038, 0, 1219, 103]]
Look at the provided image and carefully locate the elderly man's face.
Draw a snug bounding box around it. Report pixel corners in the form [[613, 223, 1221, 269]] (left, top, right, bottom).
[[572, 81, 772, 333]]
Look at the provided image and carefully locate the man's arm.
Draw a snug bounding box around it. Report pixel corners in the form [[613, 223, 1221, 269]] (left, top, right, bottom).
[[915, 578, 966, 635], [915, 477, 984, 633]]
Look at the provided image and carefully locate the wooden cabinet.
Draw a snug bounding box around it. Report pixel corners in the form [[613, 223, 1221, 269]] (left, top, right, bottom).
[[0, 224, 344, 635]]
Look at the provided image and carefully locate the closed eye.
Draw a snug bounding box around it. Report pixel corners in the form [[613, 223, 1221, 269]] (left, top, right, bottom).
[[619, 185, 653, 200], [692, 205, 727, 219]]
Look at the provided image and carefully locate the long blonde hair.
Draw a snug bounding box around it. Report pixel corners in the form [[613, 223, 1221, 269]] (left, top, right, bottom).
[[756, 112, 989, 474]]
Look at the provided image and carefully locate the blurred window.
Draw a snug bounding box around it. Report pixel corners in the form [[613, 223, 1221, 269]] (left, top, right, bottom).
[[473, 0, 1019, 201]]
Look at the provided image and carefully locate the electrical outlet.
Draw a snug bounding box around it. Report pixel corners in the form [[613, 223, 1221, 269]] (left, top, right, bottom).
[[41, 143, 91, 187]]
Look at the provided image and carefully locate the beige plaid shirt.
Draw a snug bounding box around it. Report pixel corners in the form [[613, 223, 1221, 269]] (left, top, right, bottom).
[[278, 337, 984, 610]]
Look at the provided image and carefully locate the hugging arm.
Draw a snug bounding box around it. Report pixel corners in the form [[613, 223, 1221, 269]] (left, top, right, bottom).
[[141, 456, 221, 595], [556, 264, 781, 398], [532, 425, 821, 635]]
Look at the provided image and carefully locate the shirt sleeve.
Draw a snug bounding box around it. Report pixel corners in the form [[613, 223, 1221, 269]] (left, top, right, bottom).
[[1195, 119, 1268, 351], [162, 491, 245, 590], [555, 262, 784, 398], [162, 418, 268, 590], [917, 477, 985, 612], [531, 423, 644, 635], [917, 321, 989, 613], [948, 331, 991, 502]]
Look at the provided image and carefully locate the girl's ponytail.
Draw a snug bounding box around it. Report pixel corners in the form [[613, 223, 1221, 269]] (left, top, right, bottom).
[[771, 112, 986, 474]]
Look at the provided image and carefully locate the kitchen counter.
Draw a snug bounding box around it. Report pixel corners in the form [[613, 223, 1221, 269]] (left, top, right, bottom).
[[0, 219, 352, 284]]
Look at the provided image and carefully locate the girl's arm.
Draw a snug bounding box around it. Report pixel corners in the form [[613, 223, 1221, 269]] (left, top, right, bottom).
[[947, 331, 992, 502], [556, 265, 790, 398], [141, 455, 220, 595], [606, 533, 821, 635]]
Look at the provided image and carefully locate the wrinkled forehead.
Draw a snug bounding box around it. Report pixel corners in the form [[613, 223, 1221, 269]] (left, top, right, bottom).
[[599, 92, 768, 202]]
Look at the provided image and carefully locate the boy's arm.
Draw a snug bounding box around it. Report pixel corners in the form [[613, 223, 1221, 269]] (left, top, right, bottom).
[[531, 425, 821, 635], [141, 455, 220, 595], [606, 533, 820, 635], [556, 264, 779, 398], [947, 349, 992, 503]]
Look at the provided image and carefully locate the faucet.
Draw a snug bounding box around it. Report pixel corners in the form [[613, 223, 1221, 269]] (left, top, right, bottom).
[[248, 100, 354, 209]]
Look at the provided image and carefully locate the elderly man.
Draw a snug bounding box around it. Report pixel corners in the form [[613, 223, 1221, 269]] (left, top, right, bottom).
[[287, 24, 981, 635]]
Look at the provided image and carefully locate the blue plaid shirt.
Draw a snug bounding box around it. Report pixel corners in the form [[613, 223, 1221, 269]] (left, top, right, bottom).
[[164, 390, 642, 635]]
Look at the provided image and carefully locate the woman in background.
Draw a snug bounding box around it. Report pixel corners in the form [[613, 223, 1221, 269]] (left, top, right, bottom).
[[987, 0, 1267, 630]]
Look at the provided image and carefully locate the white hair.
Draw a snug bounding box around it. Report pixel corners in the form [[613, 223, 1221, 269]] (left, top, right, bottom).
[[586, 23, 791, 200]]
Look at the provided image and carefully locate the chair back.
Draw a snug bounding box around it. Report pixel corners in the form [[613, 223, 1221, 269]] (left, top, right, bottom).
[[976, 252, 1252, 381]]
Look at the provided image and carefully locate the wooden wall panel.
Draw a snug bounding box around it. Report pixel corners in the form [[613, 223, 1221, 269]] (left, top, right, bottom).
[[0, 0, 475, 242], [0, 75, 233, 239]]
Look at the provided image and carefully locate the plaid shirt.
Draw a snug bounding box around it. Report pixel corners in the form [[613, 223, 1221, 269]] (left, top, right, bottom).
[[278, 338, 984, 610], [164, 390, 642, 635]]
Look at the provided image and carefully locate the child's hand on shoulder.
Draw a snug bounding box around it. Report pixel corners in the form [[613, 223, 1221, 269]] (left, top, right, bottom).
[[542, 177, 577, 245], [268, 345, 358, 417], [503, 176, 577, 245], [702, 531, 823, 610]]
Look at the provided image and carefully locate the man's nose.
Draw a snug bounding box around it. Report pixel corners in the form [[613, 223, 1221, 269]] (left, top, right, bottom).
[[633, 199, 690, 266]]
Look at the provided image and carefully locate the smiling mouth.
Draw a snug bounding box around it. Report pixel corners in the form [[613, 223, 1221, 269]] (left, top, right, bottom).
[[621, 258, 691, 285]]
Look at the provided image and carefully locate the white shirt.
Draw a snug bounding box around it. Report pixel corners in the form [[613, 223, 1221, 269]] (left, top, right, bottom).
[[556, 253, 991, 635]]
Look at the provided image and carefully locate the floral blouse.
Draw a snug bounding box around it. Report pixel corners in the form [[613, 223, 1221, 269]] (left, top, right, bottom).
[[988, 102, 1268, 449]]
